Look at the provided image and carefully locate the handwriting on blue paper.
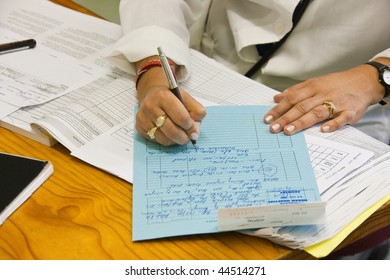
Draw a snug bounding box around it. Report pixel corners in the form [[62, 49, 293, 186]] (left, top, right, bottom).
[[133, 106, 319, 240], [144, 143, 311, 224]]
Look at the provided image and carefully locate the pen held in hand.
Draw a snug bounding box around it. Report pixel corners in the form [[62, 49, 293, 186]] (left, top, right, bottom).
[[0, 39, 36, 54], [157, 46, 198, 150]]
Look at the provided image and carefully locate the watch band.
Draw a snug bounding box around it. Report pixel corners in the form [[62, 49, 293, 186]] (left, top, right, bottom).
[[365, 61, 390, 101]]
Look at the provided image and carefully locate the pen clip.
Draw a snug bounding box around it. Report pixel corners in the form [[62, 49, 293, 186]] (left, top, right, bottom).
[[157, 46, 177, 89]]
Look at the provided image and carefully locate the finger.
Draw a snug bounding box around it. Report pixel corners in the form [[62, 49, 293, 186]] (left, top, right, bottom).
[[158, 116, 192, 145], [273, 90, 287, 103], [160, 89, 206, 142], [268, 97, 325, 133], [136, 114, 190, 146], [181, 92, 207, 141], [141, 88, 194, 131], [135, 103, 183, 145], [148, 127, 176, 146], [264, 86, 315, 124], [279, 104, 333, 135], [140, 90, 193, 143], [320, 110, 356, 133], [145, 111, 191, 145], [182, 92, 207, 122], [138, 88, 204, 145], [273, 80, 314, 102]]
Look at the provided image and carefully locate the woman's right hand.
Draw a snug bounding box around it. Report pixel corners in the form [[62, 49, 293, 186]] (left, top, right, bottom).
[[135, 63, 206, 146]]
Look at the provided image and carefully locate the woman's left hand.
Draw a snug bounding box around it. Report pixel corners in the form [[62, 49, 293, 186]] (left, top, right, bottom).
[[263, 63, 386, 135]]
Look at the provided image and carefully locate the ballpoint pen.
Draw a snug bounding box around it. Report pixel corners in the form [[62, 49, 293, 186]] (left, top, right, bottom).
[[158, 46, 198, 150], [0, 39, 36, 54]]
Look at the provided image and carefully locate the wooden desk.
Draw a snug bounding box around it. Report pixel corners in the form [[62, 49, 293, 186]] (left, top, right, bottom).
[[0, 0, 389, 260]]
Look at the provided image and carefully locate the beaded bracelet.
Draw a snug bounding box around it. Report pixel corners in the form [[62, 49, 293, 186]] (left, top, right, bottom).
[[135, 59, 175, 89]]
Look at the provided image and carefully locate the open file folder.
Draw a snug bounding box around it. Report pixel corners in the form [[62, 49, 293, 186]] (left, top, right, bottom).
[[132, 105, 325, 241]]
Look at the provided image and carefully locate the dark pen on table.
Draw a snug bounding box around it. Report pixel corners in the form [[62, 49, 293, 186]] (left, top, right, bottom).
[[157, 46, 198, 150], [0, 39, 37, 54]]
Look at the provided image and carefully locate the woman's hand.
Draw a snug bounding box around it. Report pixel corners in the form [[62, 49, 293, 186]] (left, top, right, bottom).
[[135, 65, 206, 146], [264, 62, 387, 135]]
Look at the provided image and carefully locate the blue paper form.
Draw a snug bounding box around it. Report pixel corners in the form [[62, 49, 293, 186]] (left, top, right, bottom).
[[132, 106, 320, 241]]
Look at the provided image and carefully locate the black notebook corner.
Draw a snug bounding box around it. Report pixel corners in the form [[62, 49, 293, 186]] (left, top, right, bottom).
[[0, 152, 53, 225]]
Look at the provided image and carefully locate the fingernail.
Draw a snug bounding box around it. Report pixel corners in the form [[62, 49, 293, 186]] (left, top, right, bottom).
[[190, 132, 199, 140], [195, 121, 201, 129], [321, 125, 330, 132], [265, 115, 273, 123], [271, 123, 280, 132], [285, 125, 295, 133]]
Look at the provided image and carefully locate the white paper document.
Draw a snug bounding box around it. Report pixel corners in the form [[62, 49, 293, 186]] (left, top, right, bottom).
[[218, 202, 326, 231], [31, 75, 136, 182], [0, 101, 18, 119], [0, 0, 119, 107], [305, 134, 374, 193]]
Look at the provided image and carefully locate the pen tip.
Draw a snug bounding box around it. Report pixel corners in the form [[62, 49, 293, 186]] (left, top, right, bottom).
[[191, 140, 198, 151]]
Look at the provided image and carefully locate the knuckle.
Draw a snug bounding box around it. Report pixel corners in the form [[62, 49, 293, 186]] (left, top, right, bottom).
[[332, 110, 356, 129], [311, 106, 328, 119], [164, 125, 189, 145], [135, 120, 145, 134], [284, 93, 300, 106], [172, 134, 189, 145], [277, 115, 292, 126], [159, 138, 173, 147], [153, 88, 167, 99], [343, 110, 357, 123], [198, 107, 207, 119], [174, 113, 190, 127], [141, 99, 155, 113], [305, 78, 321, 90], [294, 101, 311, 114], [271, 105, 286, 117], [291, 118, 304, 129], [331, 118, 344, 130], [191, 107, 207, 121]]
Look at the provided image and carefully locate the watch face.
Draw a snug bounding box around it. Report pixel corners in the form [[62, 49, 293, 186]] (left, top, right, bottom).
[[384, 69, 390, 85]]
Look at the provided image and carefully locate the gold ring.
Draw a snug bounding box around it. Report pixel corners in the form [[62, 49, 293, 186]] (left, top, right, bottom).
[[147, 115, 166, 140], [155, 115, 167, 128], [147, 126, 158, 140], [323, 101, 336, 118]]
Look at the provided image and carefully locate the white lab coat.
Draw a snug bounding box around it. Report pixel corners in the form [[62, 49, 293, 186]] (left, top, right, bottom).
[[112, 0, 390, 143]]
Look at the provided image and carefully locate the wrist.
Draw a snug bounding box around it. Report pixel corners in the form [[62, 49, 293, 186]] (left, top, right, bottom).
[[366, 58, 390, 105], [135, 57, 176, 89], [135, 68, 164, 101]]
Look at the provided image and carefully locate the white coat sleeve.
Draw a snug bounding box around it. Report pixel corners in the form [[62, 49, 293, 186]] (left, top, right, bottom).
[[372, 48, 390, 60], [110, 0, 206, 80]]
